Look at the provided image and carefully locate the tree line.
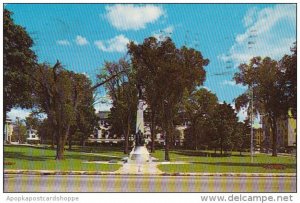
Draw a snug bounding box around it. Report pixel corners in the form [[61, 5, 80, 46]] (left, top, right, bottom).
[[4, 9, 98, 160], [4, 8, 296, 161]]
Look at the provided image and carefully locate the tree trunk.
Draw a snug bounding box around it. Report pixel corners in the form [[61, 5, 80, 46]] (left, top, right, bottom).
[[68, 133, 72, 150], [164, 129, 170, 161], [56, 137, 64, 160], [124, 127, 129, 154], [3, 106, 7, 142], [193, 125, 198, 150], [55, 114, 69, 160], [80, 135, 84, 146], [55, 128, 65, 160], [220, 135, 223, 155], [164, 113, 171, 161], [271, 117, 278, 157], [51, 131, 55, 148], [150, 110, 156, 153]]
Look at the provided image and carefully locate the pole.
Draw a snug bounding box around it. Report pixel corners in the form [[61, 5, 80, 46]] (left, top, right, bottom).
[[250, 86, 254, 163], [16, 117, 20, 144]]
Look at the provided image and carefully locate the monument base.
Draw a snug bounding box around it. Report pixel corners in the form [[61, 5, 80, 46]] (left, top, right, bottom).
[[129, 146, 151, 163]]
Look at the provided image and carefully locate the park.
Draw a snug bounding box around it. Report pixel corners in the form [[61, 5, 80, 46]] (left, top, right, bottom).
[[3, 4, 297, 192]]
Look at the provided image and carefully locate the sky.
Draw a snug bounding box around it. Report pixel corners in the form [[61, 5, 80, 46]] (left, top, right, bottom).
[[5, 3, 296, 121]]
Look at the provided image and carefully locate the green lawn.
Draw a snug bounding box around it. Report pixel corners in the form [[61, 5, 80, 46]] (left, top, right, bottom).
[[4, 145, 296, 173], [152, 150, 296, 173], [4, 145, 123, 172]]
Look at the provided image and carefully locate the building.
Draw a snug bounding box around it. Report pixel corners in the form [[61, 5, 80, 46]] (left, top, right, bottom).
[[4, 118, 13, 144], [88, 111, 121, 144], [261, 111, 296, 152], [253, 123, 264, 151], [90, 110, 188, 146], [95, 111, 112, 139], [26, 128, 40, 144]]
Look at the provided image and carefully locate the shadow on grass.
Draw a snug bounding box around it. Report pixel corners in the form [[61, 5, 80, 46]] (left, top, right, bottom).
[[190, 161, 296, 170], [172, 150, 247, 157], [4, 151, 50, 161], [4, 146, 121, 162], [67, 146, 123, 154], [65, 154, 121, 161]]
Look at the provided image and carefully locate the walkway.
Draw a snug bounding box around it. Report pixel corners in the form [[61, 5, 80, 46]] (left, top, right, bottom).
[[116, 162, 163, 174]]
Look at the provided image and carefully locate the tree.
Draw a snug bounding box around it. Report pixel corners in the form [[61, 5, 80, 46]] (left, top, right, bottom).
[[233, 121, 251, 155], [12, 118, 27, 144], [183, 88, 218, 150], [212, 102, 238, 155], [128, 37, 209, 160], [234, 57, 289, 156], [68, 73, 98, 149], [25, 113, 41, 131], [37, 118, 53, 145], [279, 44, 297, 119], [32, 61, 97, 160], [3, 9, 37, 131], [98, 59, 137, 154]]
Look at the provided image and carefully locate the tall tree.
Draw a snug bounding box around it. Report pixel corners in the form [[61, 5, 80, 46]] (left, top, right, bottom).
[[32, 62, 96, 159], [279, 44, 297, 118], [98, 59, 137, 154], [3, 9, 37, 127], [213, 102, 238, 155], [233, 121, 251, 155], [234, 56, 289, 156], [68, 73, 98, 149], [183, 88, 218, 150], [128, 37, 209, 160]]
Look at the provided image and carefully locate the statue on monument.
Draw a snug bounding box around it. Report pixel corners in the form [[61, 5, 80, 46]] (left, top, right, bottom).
[[135, 129, 144, 146], [135, 84, 146, 146]]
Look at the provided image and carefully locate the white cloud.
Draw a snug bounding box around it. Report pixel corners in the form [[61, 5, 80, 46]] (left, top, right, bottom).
[[220, 4, 296, 66], [243, 7, 257, 27], [94, 35, 130, 53], [75, 35, 89, 46], [105, 4, 165, 30], [57, 40, 70, 46]]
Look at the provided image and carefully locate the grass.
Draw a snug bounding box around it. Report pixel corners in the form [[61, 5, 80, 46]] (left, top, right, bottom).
[[152, 149, 296, 173], [4, 145, 123, 172], [4, 145, 296, 173]]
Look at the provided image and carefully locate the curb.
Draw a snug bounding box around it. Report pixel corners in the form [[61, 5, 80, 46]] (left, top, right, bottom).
[[4, 170, 296, 177]]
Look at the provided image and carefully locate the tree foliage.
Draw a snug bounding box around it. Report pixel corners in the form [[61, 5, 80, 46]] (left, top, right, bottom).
[[128, 37, 209, 160], [3, 9, 37, 117], [32, 62, 97, 159], [98, 59, 137, 154], [183, 88, 218, 150], [234, 56, 291, 156]]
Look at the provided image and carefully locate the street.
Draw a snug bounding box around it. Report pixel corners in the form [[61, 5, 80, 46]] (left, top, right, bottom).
[[4, 175, 296, 192]]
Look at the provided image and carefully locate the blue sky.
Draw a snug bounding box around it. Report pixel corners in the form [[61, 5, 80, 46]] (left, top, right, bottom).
[[6, 4, 296, 121]]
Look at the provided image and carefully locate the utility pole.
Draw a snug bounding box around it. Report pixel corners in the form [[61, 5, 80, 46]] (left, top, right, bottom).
[[16, 117, 20, 144], [248, 29, 257, 164]]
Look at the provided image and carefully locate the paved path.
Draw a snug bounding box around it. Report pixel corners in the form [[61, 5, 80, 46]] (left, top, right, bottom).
[[115, 162, 163, 174], [4, 174, 296, 192]]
